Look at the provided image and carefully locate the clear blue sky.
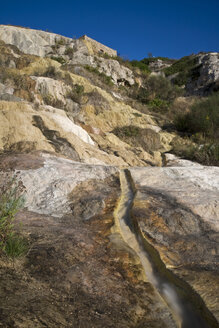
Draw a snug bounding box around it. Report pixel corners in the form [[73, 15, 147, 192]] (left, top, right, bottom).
[[1, 0, 218, 60]]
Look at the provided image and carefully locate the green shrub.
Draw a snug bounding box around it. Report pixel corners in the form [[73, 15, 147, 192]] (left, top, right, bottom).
[[135, 86, 150, 104], [113, 125, 140, 138], [43, 94, 65, 109], [0, 176, 27, 258], [132, 112, 142, 117], [145, 75, 183, 101], [64, 47, 74, 56], [172, 139, 219, 166], [172, 92, 219, 166], [141, 57, 175, 66], [110, 56, 150, 73], [175, 92, 219, 139], [164, 55, 199, 86], [67, 84, 84, 103], [130, 75, 183, 105], [84, 65, 113, 86], [101, 53, 111, 59], [51, 56, 66, 65], [4, 235, 28, 258], [129, 60, 150, 73], [85, 65, 99, 74], [148, 98, 169, 112], [41, 65, 57, 78], [55, 38, 66, 46]]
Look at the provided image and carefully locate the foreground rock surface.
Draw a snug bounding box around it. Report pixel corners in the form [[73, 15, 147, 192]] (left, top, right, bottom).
[[130, 164, 219, 323], [0, 152, 176, 328]]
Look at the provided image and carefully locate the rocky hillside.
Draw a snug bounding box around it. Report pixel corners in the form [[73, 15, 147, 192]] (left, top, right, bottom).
[[0, 25, 218, 327], [0, 25, 179, 167], [154, 52, 219, 95]]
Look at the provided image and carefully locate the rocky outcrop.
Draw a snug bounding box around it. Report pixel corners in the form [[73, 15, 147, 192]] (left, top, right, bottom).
[[0, 25, 74, 57], [186, 52, 219, 95], [79, 35, 117, 57], [0, 46, 171, 166], [0, 100, 132, 165], [0, 25, 135, 86], [149, 59, 172, 72], [15, 152, 118, 217]]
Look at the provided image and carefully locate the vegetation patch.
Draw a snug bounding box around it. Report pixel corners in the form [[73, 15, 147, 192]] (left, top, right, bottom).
[[43, 94, 65, 109], [130, 75, 183, 112], [148, 98, 169, 112], [173, 92, 219, 166], [86, 90, 110, 113], [174, 92, 219, 139], [128, 60, 150, 73], [164, 55, 200, 86], [51, 56, 66, 65], [0, 68, 36, 101], [110, 55, 151, 73], [67, 84, 84, 103], [0, 175, 28, 258], [84, 65, 113, 86], [171, 138, 219, 166], [64, 47, 74, 57], [113, 125, 141, 138], [132, 112, 142, 118], [112, 126, 161, 152], [141, 57, 175, 66]]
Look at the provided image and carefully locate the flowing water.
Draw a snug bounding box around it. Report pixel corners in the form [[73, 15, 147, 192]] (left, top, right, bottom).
[[113, 169, 218, 328]]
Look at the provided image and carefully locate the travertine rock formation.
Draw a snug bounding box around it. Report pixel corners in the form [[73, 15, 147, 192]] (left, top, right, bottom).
[[0, 152, 218, 326], [0, 152, 176, 327], [0, 25, 73, 56], [0, 25, 218, 328], [0, 25, 134, 86]]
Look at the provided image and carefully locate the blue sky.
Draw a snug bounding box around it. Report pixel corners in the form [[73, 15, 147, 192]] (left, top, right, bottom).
[[1, 0, 218, 60]]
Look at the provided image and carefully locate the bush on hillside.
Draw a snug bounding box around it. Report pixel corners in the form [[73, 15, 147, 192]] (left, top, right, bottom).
[[164, 55, 200, 86], [113, 125, 141, 138], [64, 47, 74, 57], [129, 60, 150, 73], [51, 56, 66, 65], [171, 138, 219, 166], [67, 84, 85, 103], [175, 92, 219, 139], [141, 57, 175, 66], [84, 65, 113, 86], [145, 75, 183, 101], [0, 176, 28, 258], [130, 75, 183, 110]]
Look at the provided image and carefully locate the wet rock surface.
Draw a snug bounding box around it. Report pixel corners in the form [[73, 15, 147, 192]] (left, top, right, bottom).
[[130, 165, 219, 323]]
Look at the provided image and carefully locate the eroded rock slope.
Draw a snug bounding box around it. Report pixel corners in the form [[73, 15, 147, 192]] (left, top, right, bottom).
[[0, 26, 218, 328]]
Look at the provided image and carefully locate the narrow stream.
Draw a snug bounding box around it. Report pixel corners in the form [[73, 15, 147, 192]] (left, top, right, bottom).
[[113, 169, 218, 328]]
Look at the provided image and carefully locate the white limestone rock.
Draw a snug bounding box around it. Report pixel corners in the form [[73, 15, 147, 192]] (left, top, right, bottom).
[[186, 52, 219, 94], [17, 153, 117, 217], [0, 25, 74, 57], [0, 25, 135, 86], [42, 106, 95, 145], [130, 165, 219, 231]]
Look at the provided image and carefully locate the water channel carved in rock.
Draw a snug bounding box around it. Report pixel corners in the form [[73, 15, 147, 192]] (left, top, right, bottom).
[[112, 169, 218, 328]]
